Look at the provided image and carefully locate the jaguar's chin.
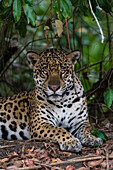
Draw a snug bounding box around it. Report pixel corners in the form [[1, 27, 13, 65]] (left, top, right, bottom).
[[43, 89, 66, 100], [48, 94, 63, 100]]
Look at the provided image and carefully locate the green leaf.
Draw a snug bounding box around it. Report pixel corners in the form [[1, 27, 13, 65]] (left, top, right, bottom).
[[98, 0, 112, 13], [91, 0, 98, 13], [13, 0, 21, 22], [23, 4, 35, 26], [96, 131, 108, 143], [0, 16, 4, 23], [60, 0, 73, 19], [2, 0, 12, 8], [91, 127, 98, 136], [91, 128, 108, 143], [0, 7, 9, 15], [78, 0, 89, 16], [104, 90, 113, 108], [54, 1, 64, 21], [54, 0, 73, 20], [24, 0, 33, 6], [15, 20, 27, 37]]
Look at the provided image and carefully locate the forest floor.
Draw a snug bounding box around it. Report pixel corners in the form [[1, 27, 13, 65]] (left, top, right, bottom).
[[0, 121, 113, 170]]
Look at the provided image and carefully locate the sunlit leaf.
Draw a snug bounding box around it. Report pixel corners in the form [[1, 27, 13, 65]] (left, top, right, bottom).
[[104, 90, 113, 108], [54, 1, 64, 21], [55, 20, 63, 37], [54, 0, 73, 20], [13, 0, 21, 22], [23, 4, 35, 26]]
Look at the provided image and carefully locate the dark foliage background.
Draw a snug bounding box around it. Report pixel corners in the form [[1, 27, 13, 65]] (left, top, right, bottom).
[[0, 0, 113, 123]]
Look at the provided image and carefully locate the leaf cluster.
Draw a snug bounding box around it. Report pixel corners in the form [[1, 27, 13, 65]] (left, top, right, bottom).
[[0, 0, 113, 38], [104, 90, 113, 108], [1, 0, 36, 24], [0, 0, 37, 37]]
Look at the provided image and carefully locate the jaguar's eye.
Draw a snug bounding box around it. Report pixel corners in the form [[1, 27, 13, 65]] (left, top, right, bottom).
[[61, 70, 69, 77], [62, 70, 65, 74]]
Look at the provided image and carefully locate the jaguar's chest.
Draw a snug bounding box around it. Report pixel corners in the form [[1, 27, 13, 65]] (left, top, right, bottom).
[[38, 90, 87, 129]]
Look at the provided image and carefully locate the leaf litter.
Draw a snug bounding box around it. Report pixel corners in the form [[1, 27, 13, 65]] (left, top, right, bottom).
[[0, 123, 113, 169]]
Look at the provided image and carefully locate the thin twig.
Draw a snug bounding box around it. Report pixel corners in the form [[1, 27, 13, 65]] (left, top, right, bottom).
[[0, 37, 58, 79], [65, 18, 79, 98], [10, 164, 60, 170], [65, 18, 71, 51], [88, 0, 104, 43], [76, 61, 103, 73], [0, 145, 15, 149], [106, 148, 109, 170], [9, 155, 113, 170]]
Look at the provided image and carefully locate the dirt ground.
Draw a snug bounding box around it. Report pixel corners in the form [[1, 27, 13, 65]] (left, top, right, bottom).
[[0, 122, 113, 170]]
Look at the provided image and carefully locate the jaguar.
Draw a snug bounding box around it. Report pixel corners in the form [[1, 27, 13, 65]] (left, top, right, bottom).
[[0, 48, 102, 152]]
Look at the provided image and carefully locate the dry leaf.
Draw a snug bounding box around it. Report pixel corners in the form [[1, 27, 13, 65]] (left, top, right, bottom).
[[106, 140, 113, 144], [96, 148, 104, 155], [102, 119, 110, 125], [26, 146, 35, 153], [7, 165, 19, 169], [52, 158, 59, 162], [14, 160, 23, 167], [101, 160, 113, 168], [55, 20, 63, 37], [44, 26, 50, 39], [25, 153, 36, 158], [24, 159, 35, 167], [105, 122, 110, 129], [76, 167, 90, 170], [52, 158, 62, 163], [110, 151, 113, 155], [88, 159, 103, 167], [62, 151, 72, 156], [66, 165, 74, 170], [7, 151, 18, 157], [0, 157, 9, 163]]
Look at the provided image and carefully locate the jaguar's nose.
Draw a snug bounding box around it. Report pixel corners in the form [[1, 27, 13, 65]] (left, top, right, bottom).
[[48, 85, 60, 92]]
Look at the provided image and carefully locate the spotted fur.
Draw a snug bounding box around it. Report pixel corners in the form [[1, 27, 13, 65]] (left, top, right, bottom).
[[0, 49, 102, 152]]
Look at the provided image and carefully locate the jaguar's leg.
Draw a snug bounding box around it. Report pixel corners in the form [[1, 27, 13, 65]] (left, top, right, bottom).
[[30, 121, 82, 152], [70, 119, 103, 147]]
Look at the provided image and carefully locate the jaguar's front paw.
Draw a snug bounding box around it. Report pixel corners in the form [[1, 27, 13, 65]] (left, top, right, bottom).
[[93, 137, 103, 146], [80, 135, 103, 147], [59, 138, 82, 152]]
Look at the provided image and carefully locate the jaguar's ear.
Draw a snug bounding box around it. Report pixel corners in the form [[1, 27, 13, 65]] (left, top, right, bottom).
[[67, 51, 80, 65], [27, 52, 40, 67]]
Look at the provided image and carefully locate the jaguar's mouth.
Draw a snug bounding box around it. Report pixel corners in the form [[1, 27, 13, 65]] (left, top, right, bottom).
[[43, 88, 67, 99], [49, 94, 62, 98]]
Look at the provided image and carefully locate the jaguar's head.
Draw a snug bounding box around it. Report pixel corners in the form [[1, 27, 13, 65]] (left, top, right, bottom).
[[27, 49, 80, 100]]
